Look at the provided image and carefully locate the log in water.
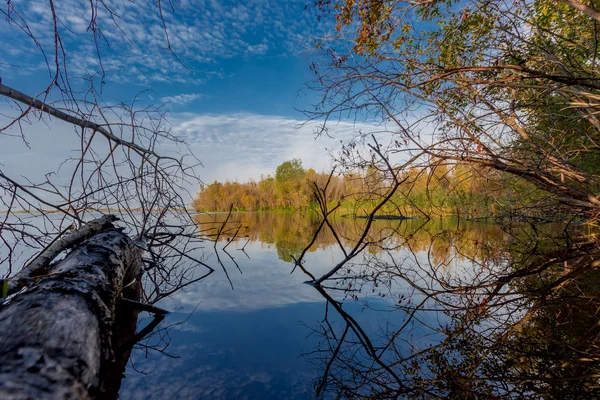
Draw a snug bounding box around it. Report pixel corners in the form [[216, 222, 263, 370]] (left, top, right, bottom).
[[0, 228, 142, 399], [351, 215, 415, 220]]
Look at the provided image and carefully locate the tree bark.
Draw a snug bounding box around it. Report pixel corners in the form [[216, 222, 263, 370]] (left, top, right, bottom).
[[7, 215, 118, 296], [0, 226, 143, 399]]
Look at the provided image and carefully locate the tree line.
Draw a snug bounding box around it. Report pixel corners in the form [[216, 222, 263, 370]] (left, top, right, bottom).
[[193, 159, 342, 211], [193, 158, 560, 218]]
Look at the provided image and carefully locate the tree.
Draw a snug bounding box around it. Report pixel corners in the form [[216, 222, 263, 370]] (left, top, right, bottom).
[[0, 217, 145, 398], [284, 2, 600, 397], [308, 0, 600, 218], [0, 2, 213, 395], [275, 158, 305, 183]]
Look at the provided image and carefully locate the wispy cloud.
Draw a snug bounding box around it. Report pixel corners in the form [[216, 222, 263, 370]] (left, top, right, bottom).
[[1, 0, 332, 85], [170, 112, 379, 184], [160, 93, 203, 105], [0, 105, 383, 207]]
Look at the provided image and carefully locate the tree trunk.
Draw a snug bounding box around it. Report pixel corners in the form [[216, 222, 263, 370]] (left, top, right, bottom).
[[0, 226, 143, 399]]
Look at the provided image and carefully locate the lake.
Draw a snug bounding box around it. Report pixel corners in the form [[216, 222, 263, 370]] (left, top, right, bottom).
[[114, 211, 598, 399]]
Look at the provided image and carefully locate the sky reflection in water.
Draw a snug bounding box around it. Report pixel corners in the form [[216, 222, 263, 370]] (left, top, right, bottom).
[[118, 212, 524, 399]]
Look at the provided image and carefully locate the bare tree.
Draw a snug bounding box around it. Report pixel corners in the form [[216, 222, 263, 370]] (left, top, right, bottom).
[[0, 2, 216, 397], [296, 15, 600, 387], [0, 0, 213, 297]]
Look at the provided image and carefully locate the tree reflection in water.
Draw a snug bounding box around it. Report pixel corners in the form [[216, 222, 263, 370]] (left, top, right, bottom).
[[303, 221, 599, 399], [197, 211, 600, 398]]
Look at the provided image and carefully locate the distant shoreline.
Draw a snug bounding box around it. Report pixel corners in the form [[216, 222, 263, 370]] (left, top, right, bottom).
[[0, 208, 197, 216]]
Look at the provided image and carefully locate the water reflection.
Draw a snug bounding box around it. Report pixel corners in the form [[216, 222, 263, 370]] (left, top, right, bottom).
[[194, 211, 519, 266], [293, 213, 599, 398], [120, 212, 599, 399]]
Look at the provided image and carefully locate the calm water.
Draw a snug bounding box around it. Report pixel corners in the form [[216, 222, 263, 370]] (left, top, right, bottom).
[[117, 212, 550, 399], [3, 211, 591, 398]]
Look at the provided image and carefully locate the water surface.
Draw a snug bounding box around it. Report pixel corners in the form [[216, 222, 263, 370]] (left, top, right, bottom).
[[119, 212, 557, 399]]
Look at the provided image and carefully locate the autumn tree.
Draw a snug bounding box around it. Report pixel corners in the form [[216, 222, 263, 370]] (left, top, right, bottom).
[[308, 0, 600, 219], [286, 2, 600, 397]]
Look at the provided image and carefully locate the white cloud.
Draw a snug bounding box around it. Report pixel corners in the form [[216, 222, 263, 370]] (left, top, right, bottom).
[[160, 93, 203, 105], [245, 43, 269, 56], [1, 0, 331, 85], [170, 112, 379, 184], [0, 105, 391, 208]]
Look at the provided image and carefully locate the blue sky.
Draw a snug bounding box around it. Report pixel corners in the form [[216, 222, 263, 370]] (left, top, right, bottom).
[[0, 0, 370, 189], [1, 0, 320, 110]]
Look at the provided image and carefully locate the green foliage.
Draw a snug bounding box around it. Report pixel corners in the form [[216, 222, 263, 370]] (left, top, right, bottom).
[[275, 158, 305, 183]]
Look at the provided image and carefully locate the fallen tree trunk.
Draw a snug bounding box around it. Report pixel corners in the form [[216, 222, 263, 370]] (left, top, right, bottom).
[[0, 220, 143, 399], [7, 215, 118, 296]]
